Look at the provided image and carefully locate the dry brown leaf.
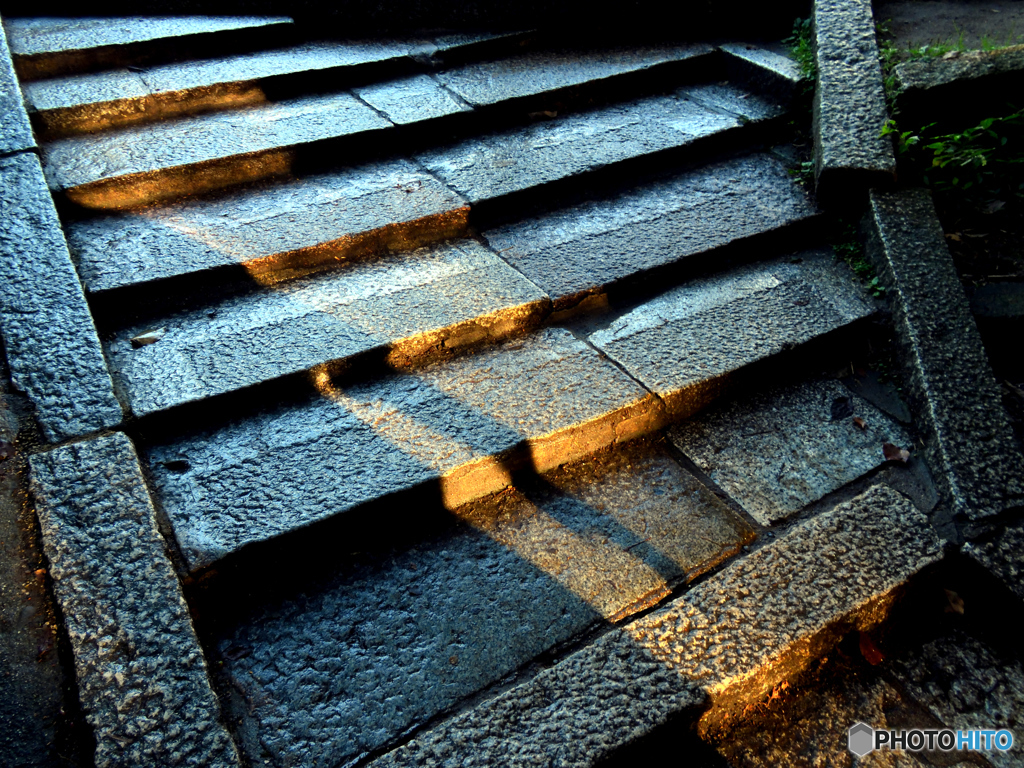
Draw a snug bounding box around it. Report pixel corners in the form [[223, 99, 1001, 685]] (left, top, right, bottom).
[[853, 417, 867, 430], [883, 442, 910, 463], [859, 631, 885, 665]]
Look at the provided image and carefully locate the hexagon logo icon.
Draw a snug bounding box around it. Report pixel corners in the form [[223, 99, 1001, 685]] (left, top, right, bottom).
[[848, 722, 875, 756]]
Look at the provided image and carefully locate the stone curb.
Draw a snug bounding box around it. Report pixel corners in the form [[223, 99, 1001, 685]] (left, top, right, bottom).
[[0, 151, 123, 443], [28, 432, 241, 768], [370, 484, 943, 767], [812, 0, 895, 201], [0, 19, 34, 157], [864, 188, 1024, 526]]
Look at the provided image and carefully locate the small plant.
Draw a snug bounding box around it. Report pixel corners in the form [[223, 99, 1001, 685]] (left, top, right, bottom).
[[832, 222, 886, 297], [787, 159, 815, 187], [784, 17, 816, 94]]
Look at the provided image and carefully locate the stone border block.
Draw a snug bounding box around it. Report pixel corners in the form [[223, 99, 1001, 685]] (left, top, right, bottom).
[[812, 0, 895, 200], [29, 432, 241, 768], [865, 188, 1024, 523], [0, 20, 35, 156], [0, 151, 122, 442], [371, 484, 943, 767]]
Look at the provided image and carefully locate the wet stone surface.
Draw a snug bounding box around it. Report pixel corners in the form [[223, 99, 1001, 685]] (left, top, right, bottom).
[[29, 433, 241, 768], [216, 439, 752, 767], [484, 152, 818, 309], [589, 252, 873, 420], [0, 26, 35, 156], [42, 89, 392, 190], [109, 239, 546, 417], [372, 485, 944, 767], [417, 83, 781, 204], [147, 328, 655, 571], [435, 43, 713, 106], [0, 152, 122, 442], [866, 189, 1024, 522], [68, 158, 468, 295], [889, 631, 1024, 767], [670, 379, 912, 526], [812, 0, 896, 193]]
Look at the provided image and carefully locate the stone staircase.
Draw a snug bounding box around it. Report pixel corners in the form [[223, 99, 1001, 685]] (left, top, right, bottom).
[[2, 11, 1021, 768]]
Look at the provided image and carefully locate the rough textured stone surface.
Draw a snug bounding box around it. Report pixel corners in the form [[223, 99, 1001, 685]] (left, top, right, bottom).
[[889, 631, 1024, 768], [484, 152, 818, 309], [670, 379, 913, 526], [4, 16, 291, 59], [895, 43, 1024, 98], [353, 74, 470, 124], [42, 89, 391, 192], [418, 83, 781, 204], [720, 43, 804, 99], [217, 440, 752, 768], [813, 0, 896, 194], [68, 158, 468, 295], [590, 253, 873, 418], [147, 328, 659, 570], [866, 189, 1024, 521], [963, 523, 1024, 603], [108, 239, 547, 417], [0, 152, 122, 442], [436, 43, 713, 106], [372, 485, 943, 767], [28, 433, 241, 768], [0, 24, 35, 156]]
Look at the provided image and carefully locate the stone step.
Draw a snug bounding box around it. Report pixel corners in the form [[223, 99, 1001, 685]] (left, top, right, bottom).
[[67, 82, 780, 315], [201, 437, 755, 768], [587, 251, 874, 419], [106, 239, 548, 420], [42, 43, 714, 209], [368, 484, 943, 767], [144, 327, 662, 571], [69, 158, 470, 317], [4, 15, 294, 81], [484, 152, 821, 313], [24, 32, 529, 138]]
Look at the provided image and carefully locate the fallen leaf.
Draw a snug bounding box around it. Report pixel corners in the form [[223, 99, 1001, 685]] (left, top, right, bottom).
[[859, 631, 885, 665], [945, 233, 962, 241], [853, 417, 867, 430], [883, 442, 910, 463], [944, 588, 965, 614], [131, 328, 166, 349]]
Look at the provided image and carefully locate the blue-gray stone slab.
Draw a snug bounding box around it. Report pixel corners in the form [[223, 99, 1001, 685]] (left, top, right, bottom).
[[29, 433, 241, 768], [865, 188, 1024, 522], [42, 89, 392, 191], [146, 328, 655, 571], [416, 83, 782, 204], [0, 152, 122, 442], [895, 44, 1024, 110], [216, 440, 752, 767], [588, 253, 873, 418], [812, 0, 895, 194], [371, 484, 943, 767], [67, 158, 468, 295], [107, 239, 548, 417], [719, 42, 804, 99], [483, 152, 819, 309], [353, 74, 470, 125], [435, 43, 714, 106], [0, 23, 35, 156], [670, 379, 912, 525]]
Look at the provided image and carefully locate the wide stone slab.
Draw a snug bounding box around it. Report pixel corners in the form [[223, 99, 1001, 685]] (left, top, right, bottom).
[[812, 0, 895, 197], [435, 43, 713, 106], [589, 252, 873, 419], [670, 379, 912, 525], [0, 152, 122, 442], [417, 82, 782, 205], [719, 42, 804, 100], [28, 433, 241, 768], [25, 34, 515, 136], [865, 189, 1024, 522], [353, 74, 471, 125], [215, 439, 753, 767], [108, 239, 548, 417], [146, 327, 661, 571], [0, 24, 35, 156], [372, 484, 943, 767], [42, 90, 392, 209], [484, 152, 819, 310], [889, 631, 1024, 768], [68, 158, 468, 297]]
